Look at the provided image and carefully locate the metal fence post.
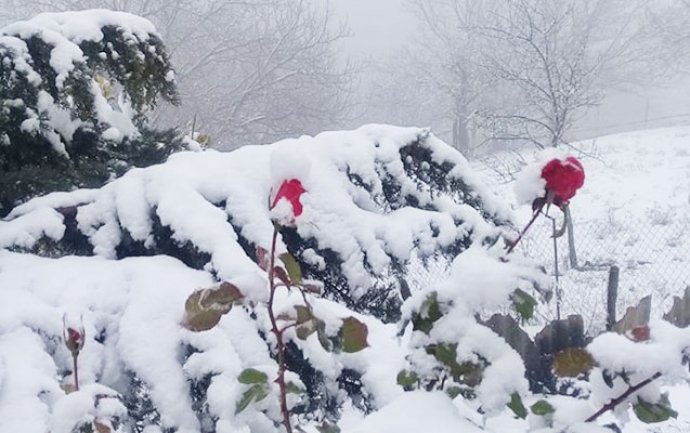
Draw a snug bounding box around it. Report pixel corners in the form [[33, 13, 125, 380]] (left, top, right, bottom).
[[566, 206, 578, 269], [606, 265, 620, 331], [551, 217, 562, 320]]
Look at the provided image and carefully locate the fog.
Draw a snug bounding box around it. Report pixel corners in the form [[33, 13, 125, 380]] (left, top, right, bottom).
[[328, 0, 690, 147], [3, 0, 690, 153], [323, 0, 415, 57]]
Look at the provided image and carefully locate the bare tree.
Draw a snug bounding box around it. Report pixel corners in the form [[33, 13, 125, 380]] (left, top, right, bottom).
[[473, 0, 666, 148], [156, 0, 356, 148], [380, 0, 672, 152], [2, 0, 356, 149], [362, 0, 495, 155]]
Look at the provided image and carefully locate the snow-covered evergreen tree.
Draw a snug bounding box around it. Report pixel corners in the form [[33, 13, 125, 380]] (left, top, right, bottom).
[[0, 10, 183, 216]]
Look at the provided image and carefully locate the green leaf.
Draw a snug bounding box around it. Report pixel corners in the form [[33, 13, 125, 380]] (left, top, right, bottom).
[[296, 321, 318, 340], [295, 305, 313, 324], [633, 394, 678, 424], [396, 370, 418, 389], [340, 316, 369, 353], [295, 306, 318, 340], [412, 292, 443, 334], [316, 422, 340, 433], [279, 252, 302, 284], [531, 400, 555, 416], [446, 386, 463, 399], [425, 343, 483, 385], [552, 348, 594, 378], [508, 392, 527, 419], [238, 368, 268, 385], [511, 289, 536, 321], [286, 382, 305, 394], [452, 387, 476, 400], [316, 320, 334, 352], [235, 384, 269, 414], [182, 282, 244, 332], [426, 343, 457, 367]]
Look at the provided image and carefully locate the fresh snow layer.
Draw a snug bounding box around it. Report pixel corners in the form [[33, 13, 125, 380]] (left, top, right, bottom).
[[0, 124, 523, 432], [2, 125, 689, 432], [3, 124, 511, 298], [344, 391, 482, 433]]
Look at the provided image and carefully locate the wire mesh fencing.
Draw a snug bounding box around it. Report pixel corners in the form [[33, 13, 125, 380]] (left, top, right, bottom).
[[516, 211, 690, 333]]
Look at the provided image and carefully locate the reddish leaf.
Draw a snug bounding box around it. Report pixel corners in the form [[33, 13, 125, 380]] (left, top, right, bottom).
[[94, 420, 112, 433], [301, 281, 323, 295], [255, 246, 270, 271], [340, 317, 368, 353], [630, 325, 651, 342], [273, 266, 291, 288], [182, 282, 244, 332]]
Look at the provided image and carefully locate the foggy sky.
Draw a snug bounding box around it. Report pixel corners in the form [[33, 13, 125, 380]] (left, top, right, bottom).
[[325, 0, 415, 57], [325, 0, 690, 141]]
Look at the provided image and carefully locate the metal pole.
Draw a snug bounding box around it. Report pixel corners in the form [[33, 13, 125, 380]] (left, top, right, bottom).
[[606, 266, 620, 331], [551, 216, 562, 320]]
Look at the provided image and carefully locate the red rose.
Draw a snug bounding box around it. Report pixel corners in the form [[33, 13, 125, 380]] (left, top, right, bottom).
[[541, 156, 585, 204], [271, 179, 306, 217]]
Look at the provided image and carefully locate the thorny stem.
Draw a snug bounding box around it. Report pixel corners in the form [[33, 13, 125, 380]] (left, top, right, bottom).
[[585, 372, 662, 423], [506, 200, 546, 255], [267, 227, 292, 433], [73, 353, 80, 391]]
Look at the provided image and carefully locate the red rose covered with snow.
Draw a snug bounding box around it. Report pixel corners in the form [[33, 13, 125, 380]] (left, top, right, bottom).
[[271, 178, 306, 224], [541, 156, 585, 206]]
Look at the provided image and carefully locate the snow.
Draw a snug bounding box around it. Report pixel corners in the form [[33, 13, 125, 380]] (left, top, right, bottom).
[[0, 124, 523, 432], [2, 124, 690, 432], [0, 252, 215, 432], [344, 391, 482, 433], [513, 147, 570, 205]]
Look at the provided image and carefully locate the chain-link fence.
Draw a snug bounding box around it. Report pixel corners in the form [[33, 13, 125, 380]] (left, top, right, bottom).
[[517, 211, 690, 333]]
